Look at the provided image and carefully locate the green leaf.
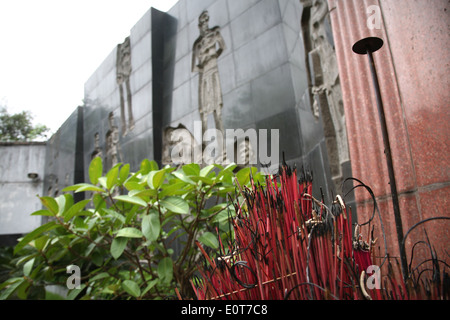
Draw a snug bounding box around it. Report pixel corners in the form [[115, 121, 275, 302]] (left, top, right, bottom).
[[200, 164, 215, 177], [72, 210, 93, 220], [236, 167, 258, 186], [15, 221, 59, 254], [39, 197, 59, 215], [122, 280, 141, 298], [72, 217, 88, 230], [140, 159, 151, 174], [111, 237, 128, 260], [113, 195, 147, 207], [140, 159, 158, 174], [253, 171, 267, 185], [216, 163, 237, 182], [30, 209, 54, 217], [129, 188, 158, 198], [216, 185, 236, 195], [66, 284, 86, 300], [15, 254, 34, 267], [92, 252, 103, 266], [171, 171, 196, 185], [16, 278, 32, 299], [207, 203, 229, 215], [45, 288, 66, 300], [191, 176, 214, 185], [212, 208, 235, 224], [148, 169, 166, 190], [125, 206, 139, 225], [141, 279, 158, 297], [92, 193, 106, 212], [90, 272, 110, 282], [0, 278, 25, 300], [116, 227, 143, 239], [183, 163, 200, 176], [159, 182, 189, 198], [159, 196, 189, 214], [89, 157, 103, 185], [157, 257, 173, 284], [142, 213, 160, 242], [149, 160, 159, 171], [77, 184, 105, 193], [198, 232, 219, 249], [98, 177, 108, 189], [218, 171, 234, 184], [102, 208, 125, 224], [119, 163, 130, 184], [124, 181, 145, 192], [224, 162, 237, 171], [56, 194, 73, 216], [34, 235, 49, 251], [61, 183, 104, 193], [61, 185, 80, 192], [106, 165, 120, 190], [64, 199, 91, 222], [23, 258, 35, 277], [85, 237, 102, 257]]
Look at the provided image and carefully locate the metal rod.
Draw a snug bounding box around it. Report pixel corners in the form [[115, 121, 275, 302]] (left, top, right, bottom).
[[366, 49, 408, 279], [352, 37, 408, 280]]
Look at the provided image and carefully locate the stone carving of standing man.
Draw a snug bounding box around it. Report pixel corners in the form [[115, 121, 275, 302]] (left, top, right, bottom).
[[301, 0, 349, 188], [192, 11, 226, 139], [105, 112, 122, 172], [91, 132, 103, 160], [117, 37, 134, 136]]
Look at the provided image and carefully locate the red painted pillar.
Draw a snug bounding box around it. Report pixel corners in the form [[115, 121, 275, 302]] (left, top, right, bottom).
[[327, 0, 450, 272]]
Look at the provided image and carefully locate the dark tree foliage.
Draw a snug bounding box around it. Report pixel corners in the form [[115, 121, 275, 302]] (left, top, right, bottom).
[[0, 107, 49, 142]]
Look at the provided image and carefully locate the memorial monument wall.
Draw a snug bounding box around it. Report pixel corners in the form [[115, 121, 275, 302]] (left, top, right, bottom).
[[43, 0, 352, 210]]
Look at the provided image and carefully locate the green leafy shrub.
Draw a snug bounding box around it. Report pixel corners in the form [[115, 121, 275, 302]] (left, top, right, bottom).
[[0, 158, 264, 300]]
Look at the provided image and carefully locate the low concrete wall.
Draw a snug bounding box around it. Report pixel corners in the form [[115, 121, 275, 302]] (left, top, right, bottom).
[[0, 142, 46, 236]]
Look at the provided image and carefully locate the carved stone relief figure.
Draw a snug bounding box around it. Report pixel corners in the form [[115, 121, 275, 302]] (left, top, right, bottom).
[[116, 37, 134, 136], [301, 0, 350, 188], [162, 124, 203, 166], [161, 124, 257, 168], [192, 11, 226, 140], [105, 112, 122, 172], [91, 132, 103, 160]]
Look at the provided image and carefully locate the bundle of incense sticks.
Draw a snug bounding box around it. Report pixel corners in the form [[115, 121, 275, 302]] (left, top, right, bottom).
[[189, 164, 448, 300], [190, 164, 365, 300]]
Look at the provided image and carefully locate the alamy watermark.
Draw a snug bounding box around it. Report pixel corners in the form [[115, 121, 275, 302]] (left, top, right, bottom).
[[165, 121, 280, 174], [66, 265, 81, 290], [365, 265, 381, 290], [366, 5, 382, 30]]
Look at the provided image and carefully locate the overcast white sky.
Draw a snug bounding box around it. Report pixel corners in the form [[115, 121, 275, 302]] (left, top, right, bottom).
[[0, 0, 178, 134]]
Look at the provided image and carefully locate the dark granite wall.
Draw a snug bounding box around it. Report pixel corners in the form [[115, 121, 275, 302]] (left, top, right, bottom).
[[43, 107, 84, 204], [44, 0, 352, 206], [161, 0, 342, 202]]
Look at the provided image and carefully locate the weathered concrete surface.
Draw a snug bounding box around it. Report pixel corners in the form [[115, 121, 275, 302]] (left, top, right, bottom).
[[0, 142, 46, 235]]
